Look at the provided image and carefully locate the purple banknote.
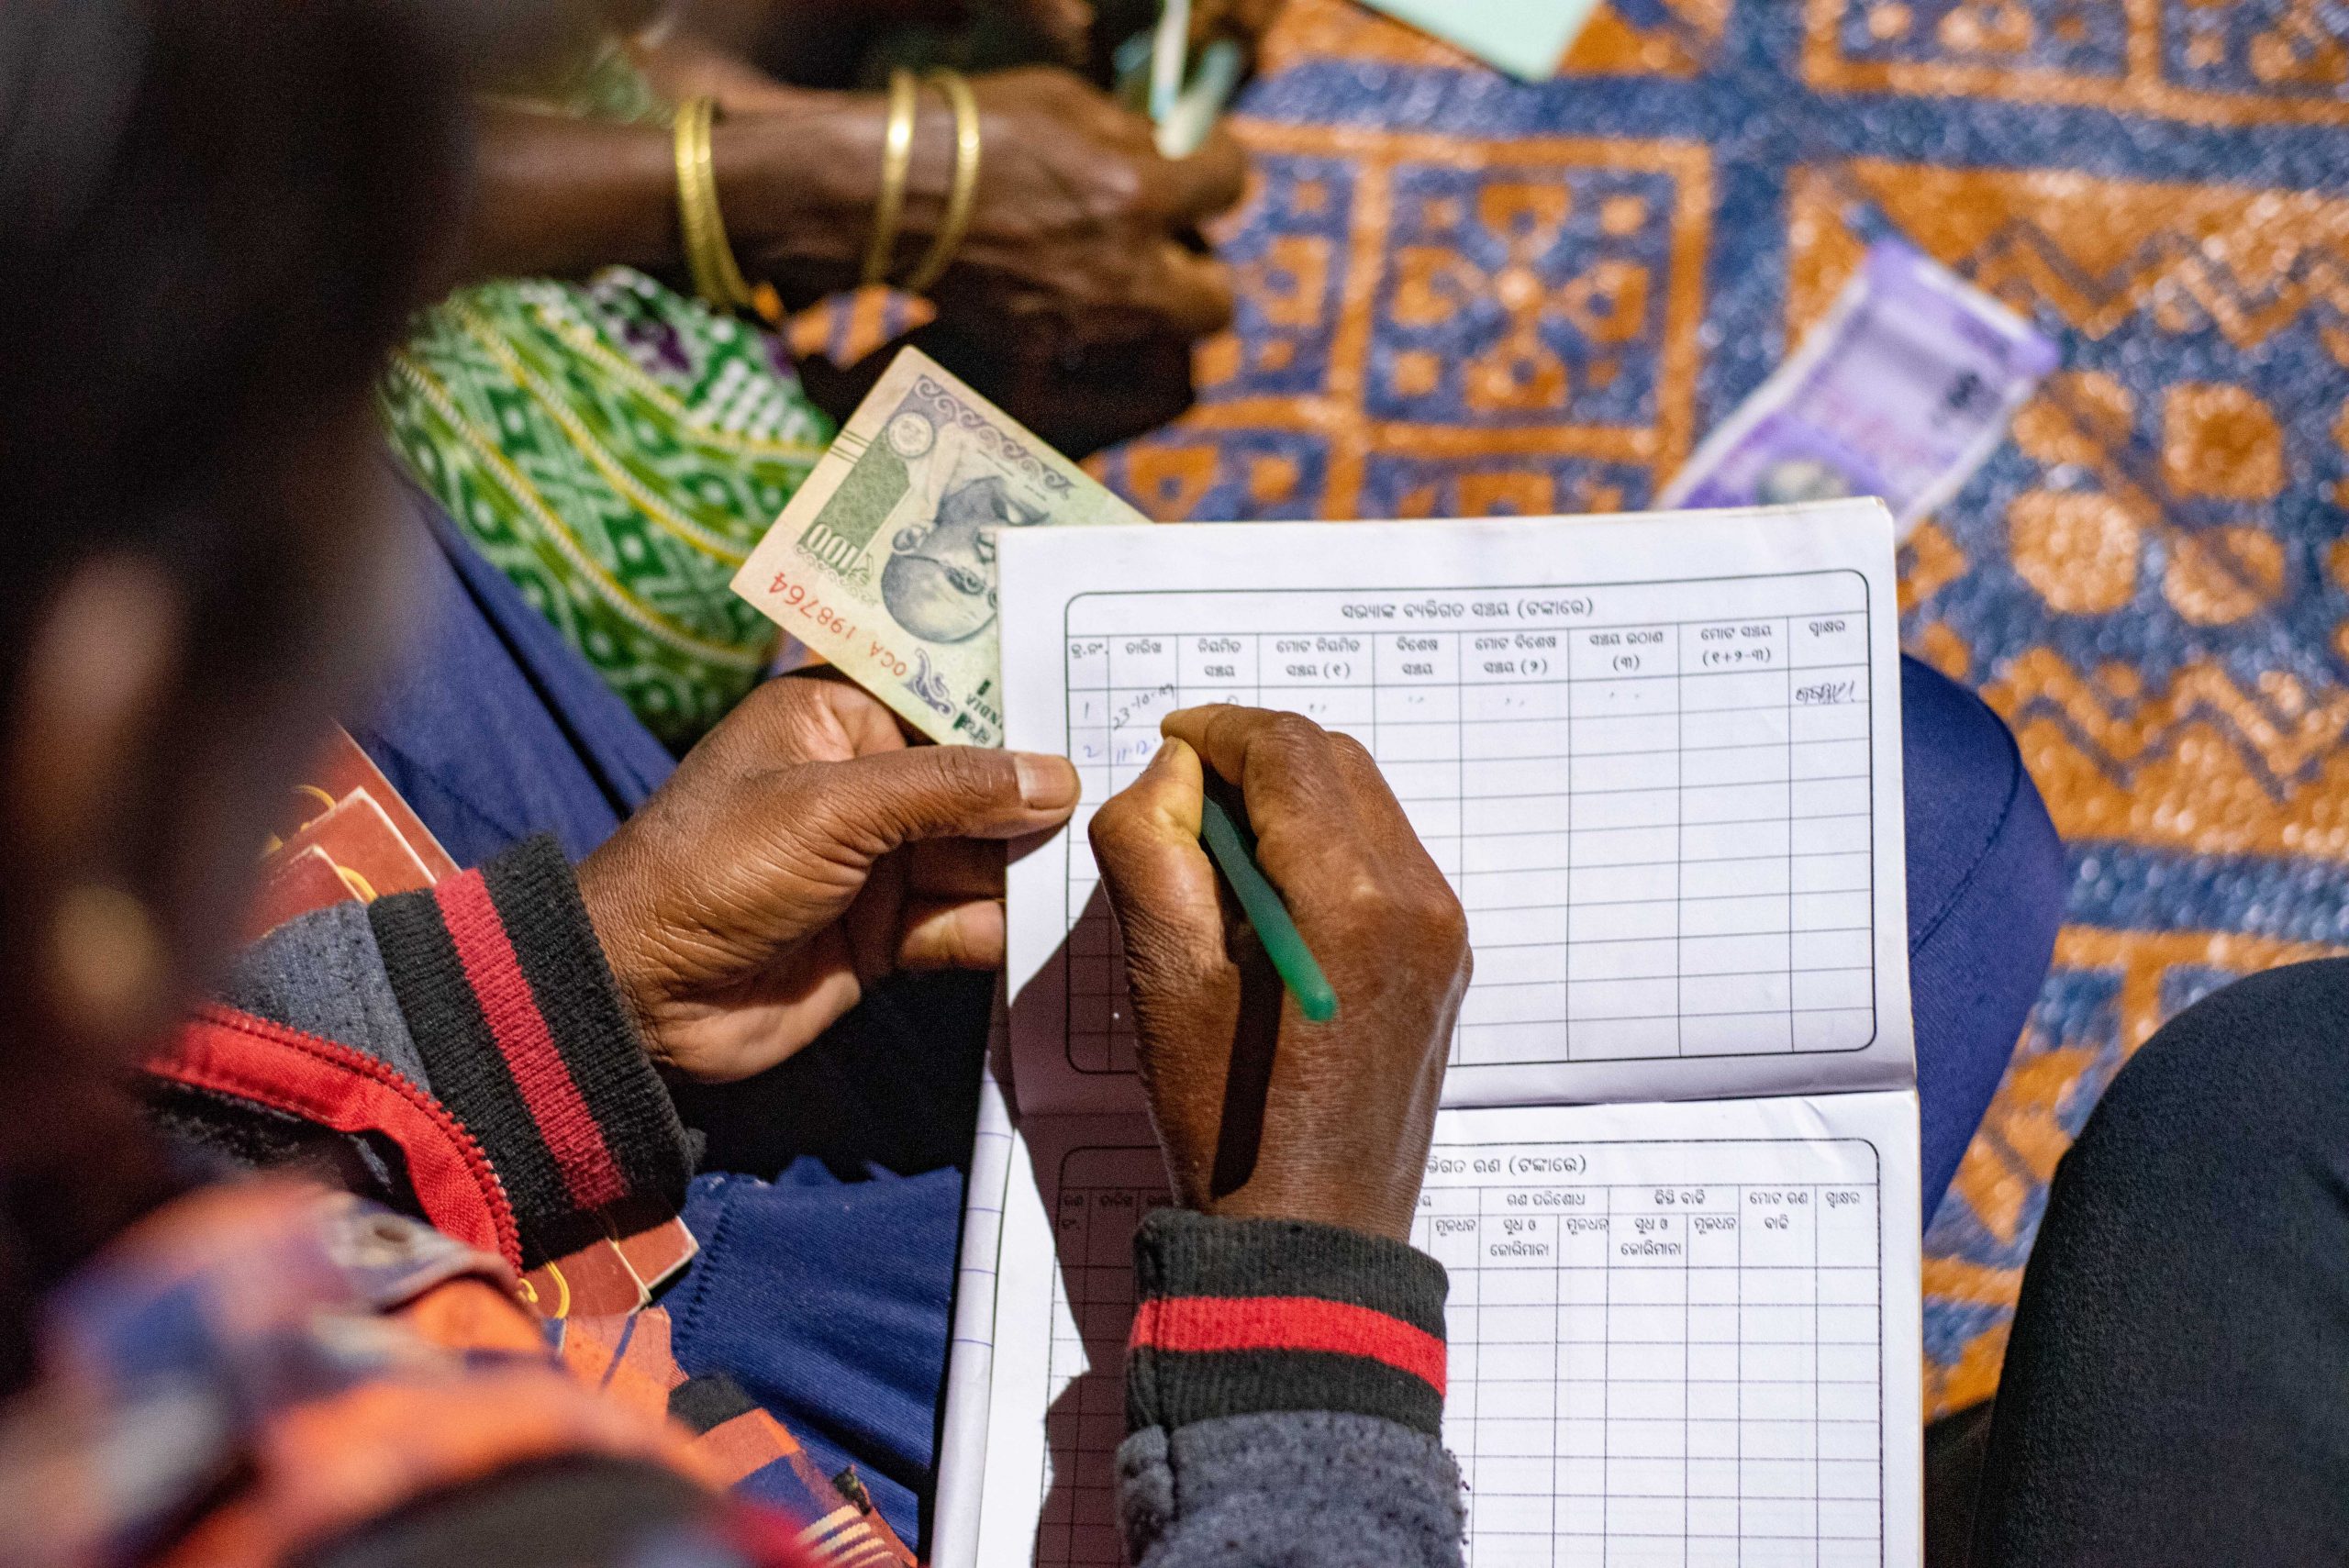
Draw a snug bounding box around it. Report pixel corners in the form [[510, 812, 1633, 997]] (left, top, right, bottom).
[[1660, 239, 2058, 536]]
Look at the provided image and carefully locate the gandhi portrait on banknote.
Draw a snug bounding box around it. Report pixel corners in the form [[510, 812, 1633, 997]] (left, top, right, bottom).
[[733, 348, 1148, 748], [882, 472, 1050, 644]]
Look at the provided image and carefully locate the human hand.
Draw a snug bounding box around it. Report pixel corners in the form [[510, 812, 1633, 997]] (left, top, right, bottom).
[[728, 66, 1242, 349], [1085, 706, 1471, 1241], [577, 674, 1077, 1082], [927, 66, 1242, 343]]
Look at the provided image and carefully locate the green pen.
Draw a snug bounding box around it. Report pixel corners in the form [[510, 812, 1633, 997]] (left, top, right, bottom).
[[1197, 795, 1340, 1023]]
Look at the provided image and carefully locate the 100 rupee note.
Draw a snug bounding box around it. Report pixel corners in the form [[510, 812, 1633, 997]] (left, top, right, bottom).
[[732, 348, 1147, 746]]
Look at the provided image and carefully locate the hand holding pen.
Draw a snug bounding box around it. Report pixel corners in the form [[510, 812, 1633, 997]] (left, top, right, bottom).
[[1087, 705, 1473, 1241]]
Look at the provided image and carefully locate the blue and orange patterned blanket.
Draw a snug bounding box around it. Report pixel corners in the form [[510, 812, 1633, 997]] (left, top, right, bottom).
[[1091, 0, 2349, 1417]]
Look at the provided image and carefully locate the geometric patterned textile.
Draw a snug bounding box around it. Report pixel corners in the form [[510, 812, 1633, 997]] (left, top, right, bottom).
[[1094, 0, 2349, 1418], [384, 270, 832, 748]]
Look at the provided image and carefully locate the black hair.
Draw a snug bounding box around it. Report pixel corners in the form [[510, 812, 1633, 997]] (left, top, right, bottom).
[[0, 0, 477, 679], [0, 0, 482, 1388]]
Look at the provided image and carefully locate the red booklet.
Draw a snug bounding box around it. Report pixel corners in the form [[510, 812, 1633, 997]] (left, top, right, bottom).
[[246, 730, 458, 940]]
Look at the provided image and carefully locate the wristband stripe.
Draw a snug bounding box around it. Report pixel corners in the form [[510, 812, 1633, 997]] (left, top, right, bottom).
[[368, 837, 695, 1266], [372, 881, 579, 1260], [1127, 1211, 1452, 1437], [1130, 1296, 1446, 1395], [433, 872, 628, 1212], [479, 842, 690, 1212]]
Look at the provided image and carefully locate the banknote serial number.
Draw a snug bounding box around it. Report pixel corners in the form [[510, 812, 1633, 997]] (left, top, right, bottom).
[[763, 572, 859, 639]]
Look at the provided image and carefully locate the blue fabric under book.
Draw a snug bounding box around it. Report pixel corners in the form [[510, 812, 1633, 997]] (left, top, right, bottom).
[[1898, 656, 2065, 1222], [352, 488, 2065, 1551], [674, 1165, 963, 1538], [349, 471, 677, 869]]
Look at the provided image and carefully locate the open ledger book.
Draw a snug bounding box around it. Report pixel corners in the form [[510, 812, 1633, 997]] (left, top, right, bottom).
[[937, 504, 1923, 1568]]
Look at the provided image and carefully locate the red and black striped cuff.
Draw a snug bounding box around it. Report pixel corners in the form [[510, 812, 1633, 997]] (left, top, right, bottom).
[[1127, 1210, 1449, 1438], [368, 835, 694, 1266]]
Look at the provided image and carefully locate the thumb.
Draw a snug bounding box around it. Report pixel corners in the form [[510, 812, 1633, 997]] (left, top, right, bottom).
[[1088, 739, 1225, 973], [795, 745, 1078, 862]]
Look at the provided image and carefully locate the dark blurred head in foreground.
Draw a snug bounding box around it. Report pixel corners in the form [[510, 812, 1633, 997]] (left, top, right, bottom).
[[0, 0, 477, 1380]]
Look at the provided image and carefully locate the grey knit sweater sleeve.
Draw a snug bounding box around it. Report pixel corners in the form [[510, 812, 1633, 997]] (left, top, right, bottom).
[[211, 835, 695, 1267], [219, 900, 429, 1084], [1117, 1211, 1465, 1567]]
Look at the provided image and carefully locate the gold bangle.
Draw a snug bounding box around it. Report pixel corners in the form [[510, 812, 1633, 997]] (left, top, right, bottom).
[[674, 95, 784, 325], [860, 69, 918, 288], [674, 96, 729, 306], [900, 69, 980, 295]]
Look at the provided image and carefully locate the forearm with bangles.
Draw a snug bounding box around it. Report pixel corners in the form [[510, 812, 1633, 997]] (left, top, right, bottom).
[[462, 87, 961, 286]]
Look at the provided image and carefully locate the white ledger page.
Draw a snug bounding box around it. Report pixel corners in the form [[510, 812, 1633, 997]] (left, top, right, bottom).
[[937, 1091, 1923, 1568], [999, 505, 1913, 1117]]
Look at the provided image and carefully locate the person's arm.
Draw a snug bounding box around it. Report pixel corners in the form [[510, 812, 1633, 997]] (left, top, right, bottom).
[[215, 676, 1080, 1262], [463, 66, 1241, 347], [462, 95, 852, 282], [1117, 1211, 1464, 1566], [219, 834, 700, 1265], [1089, 708, 1475, 1566]]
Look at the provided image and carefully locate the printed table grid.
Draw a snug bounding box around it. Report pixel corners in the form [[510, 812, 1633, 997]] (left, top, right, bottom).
[[1060, 578, 1876, 1078], [1042, 1174, 1155, 1568], [1428, 1170, 1884, 1568], [1034, 1144, 1884, 1568]]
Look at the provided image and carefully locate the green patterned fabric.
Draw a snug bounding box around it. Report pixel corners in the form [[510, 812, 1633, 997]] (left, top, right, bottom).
[[382, 47, 830, 748]]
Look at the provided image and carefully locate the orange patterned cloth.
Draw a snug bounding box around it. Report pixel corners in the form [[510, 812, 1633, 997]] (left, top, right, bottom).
[[1096, 0, 2349, 1417], [0, 1180, 906, 1568]]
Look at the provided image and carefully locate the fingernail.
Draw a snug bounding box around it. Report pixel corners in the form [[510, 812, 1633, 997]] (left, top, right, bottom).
[[1013, 751, 1079, 809]]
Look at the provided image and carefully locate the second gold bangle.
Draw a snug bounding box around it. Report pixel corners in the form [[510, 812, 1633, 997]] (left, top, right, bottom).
[[860, 70, 918, 289], [900, 69, 981, 296], [674, 96, 729, 308]]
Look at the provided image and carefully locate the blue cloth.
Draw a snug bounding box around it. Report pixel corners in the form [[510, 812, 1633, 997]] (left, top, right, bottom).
[[674, 1165, 963, 1536], [354, 495, 2065, 1550], [347, 474, 676, 870], [1898, 657, 2064, 1217]]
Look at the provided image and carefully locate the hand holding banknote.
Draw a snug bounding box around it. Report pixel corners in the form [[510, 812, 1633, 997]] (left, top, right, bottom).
[[579, 675, 1078, 1083]]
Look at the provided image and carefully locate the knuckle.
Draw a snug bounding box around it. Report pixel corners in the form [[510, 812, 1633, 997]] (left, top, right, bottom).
[[1087, 795, 1134, 851], [1431, 891, 1472, 955], [795, 773, 888, 861], [1395, 872, 1468, 938], [704, 678, 803, 760], [1260, 709, 1326, 751], [738, 676, 793, 718], [1095, 160, 1145, 217], [1086, 796, 1162, 876], [929, 742, 1014, 803], [1332, 867, 1388, 920]]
